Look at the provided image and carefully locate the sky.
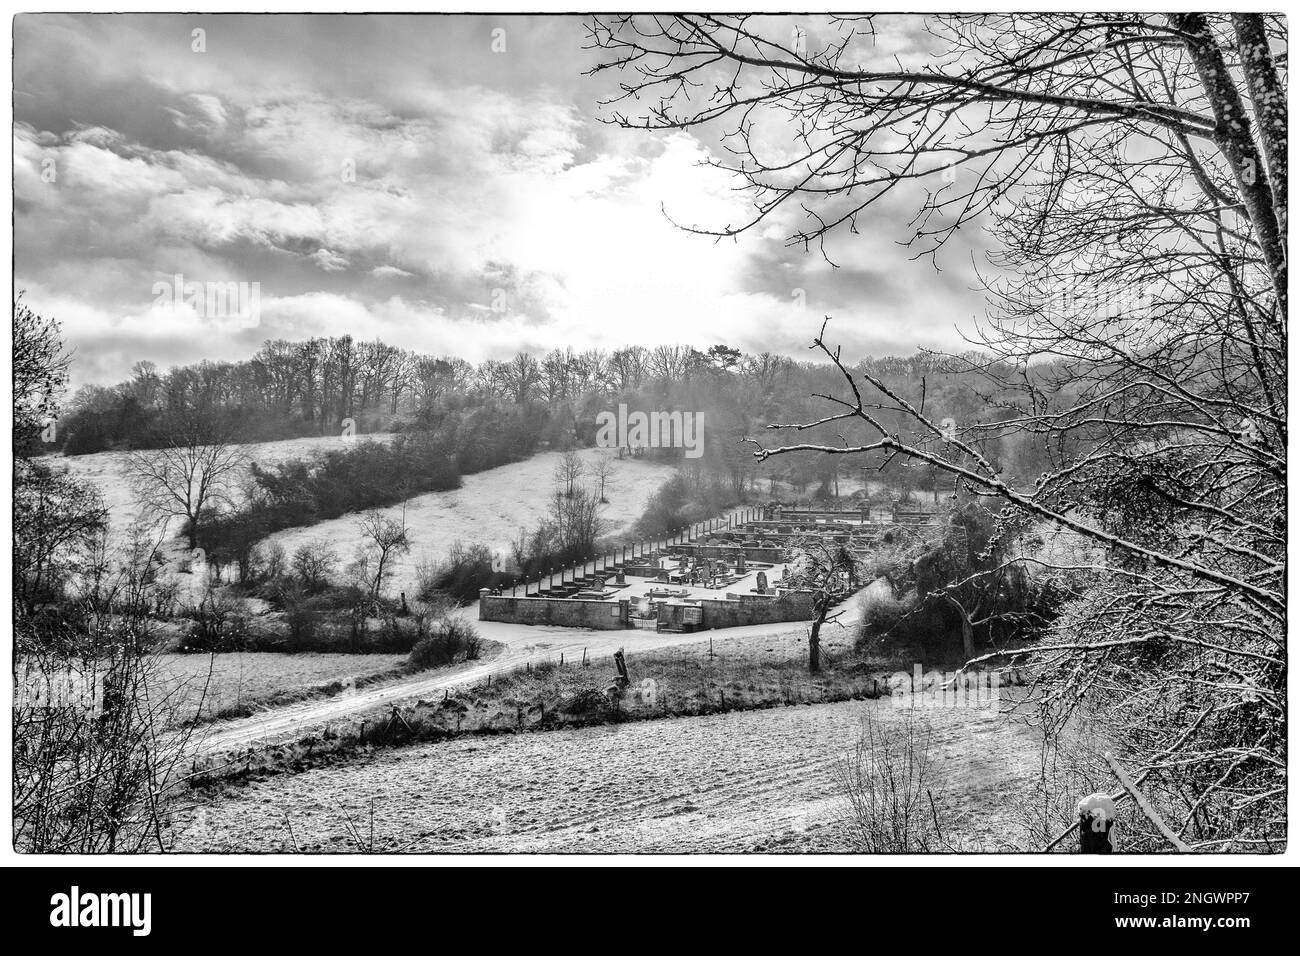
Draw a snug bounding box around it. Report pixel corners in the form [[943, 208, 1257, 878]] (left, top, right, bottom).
[[14, 14, 989, 388]]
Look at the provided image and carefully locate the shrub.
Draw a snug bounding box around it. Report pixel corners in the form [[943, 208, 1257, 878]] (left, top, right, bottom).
[[425, 541, 509, 604], [408, 617, 482, 669], [249, 432, 462, 534], [292, 541, 338, 592], [181, 591, 252, 652], [857, 594, 958, 651], [837, 708, 947, 852], [261, 542, 287, 582], [561, 688, 612, 717]]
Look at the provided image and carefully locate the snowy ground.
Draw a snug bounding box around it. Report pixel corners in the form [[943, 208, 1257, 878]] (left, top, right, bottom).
[[171, 695, 1039, 853], [148, 652, 410, 724], [43, 432, 398, 537], [45, 439, 675, 601], [188, 603, 848, 755], [260, 448, 676, 597]]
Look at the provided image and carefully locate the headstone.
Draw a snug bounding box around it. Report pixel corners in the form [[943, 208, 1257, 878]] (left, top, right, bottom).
[[615, 571, 626, 585], [756, 571, 768, 594], [736, 553, 746, 572]]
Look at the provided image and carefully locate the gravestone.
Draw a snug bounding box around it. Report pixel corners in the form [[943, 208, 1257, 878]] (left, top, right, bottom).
[[736, 553, 746, 572], [615, 571, 626, 585], [756, 571, 769, 594]]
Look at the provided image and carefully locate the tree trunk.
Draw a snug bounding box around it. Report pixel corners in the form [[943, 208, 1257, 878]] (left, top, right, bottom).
[[960, 615, 974, 659], [1232, 14, 1287, 242], [1173, 13, 1287, 311], [809, 594, 831, 673]]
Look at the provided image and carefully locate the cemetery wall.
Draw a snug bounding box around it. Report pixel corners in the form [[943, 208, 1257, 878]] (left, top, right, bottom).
[[697, 591, 816, 629], [479, 592, 631, 629], [668, 544, 788, 563]]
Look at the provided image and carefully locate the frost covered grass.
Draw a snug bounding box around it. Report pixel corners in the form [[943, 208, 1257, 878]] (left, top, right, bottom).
[[188, 628, 911, 784], [151, 641, 504, 726]]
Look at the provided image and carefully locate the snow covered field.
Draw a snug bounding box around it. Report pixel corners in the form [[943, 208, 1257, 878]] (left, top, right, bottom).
[[43, 432, 398, 537], [171, 696, 1038, 853], [259, 448, 676, 597], [45, 439, 675, 597]]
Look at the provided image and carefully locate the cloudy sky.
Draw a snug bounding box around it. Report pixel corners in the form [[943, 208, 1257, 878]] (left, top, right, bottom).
[[15, 14, 988, 388]]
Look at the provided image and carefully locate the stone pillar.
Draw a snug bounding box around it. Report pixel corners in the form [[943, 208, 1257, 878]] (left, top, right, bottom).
[[479, 587, 491, 618]]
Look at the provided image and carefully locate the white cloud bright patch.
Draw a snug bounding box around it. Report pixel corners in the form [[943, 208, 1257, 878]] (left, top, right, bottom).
[[14, 14, 985, 387]]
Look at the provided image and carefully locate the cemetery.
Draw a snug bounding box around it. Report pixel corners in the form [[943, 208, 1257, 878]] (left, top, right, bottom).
[[479, 502, 942, 633]]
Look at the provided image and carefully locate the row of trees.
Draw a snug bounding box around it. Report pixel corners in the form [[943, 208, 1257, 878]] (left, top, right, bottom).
[[53, 330, 1067, 493]]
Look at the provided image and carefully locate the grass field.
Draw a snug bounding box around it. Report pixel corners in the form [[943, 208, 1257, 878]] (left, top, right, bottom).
[[188, 625, 918, 778], [147, 651, 410, 724], [259, 448, 676, 596], [45, 432, 398, 538]]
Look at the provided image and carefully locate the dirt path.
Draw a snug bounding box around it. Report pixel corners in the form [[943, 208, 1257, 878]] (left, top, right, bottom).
[[192, 605, 861, 756], [174, 696, 1040, 853]]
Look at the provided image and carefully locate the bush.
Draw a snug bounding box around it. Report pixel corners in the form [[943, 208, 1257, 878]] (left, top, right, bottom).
[[249, 432, 462, 534], [634, 473, 742, 540], [856, 594, 959, 651], [561, 688, 612, 717], [292, 541, 338, 592], [408, 617, 482, 669], [425, 541, 510, 604], [181, 591, 253, 652], [837, 708, 948, 852]]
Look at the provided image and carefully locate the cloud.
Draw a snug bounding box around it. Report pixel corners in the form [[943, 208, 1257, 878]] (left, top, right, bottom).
[[309, 249, 351, 272], [371, 265, 415, 280], [14, 14, 986, 388]]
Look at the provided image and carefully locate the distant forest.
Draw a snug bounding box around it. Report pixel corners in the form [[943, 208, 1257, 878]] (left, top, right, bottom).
[[42, 334, 1066, 496]]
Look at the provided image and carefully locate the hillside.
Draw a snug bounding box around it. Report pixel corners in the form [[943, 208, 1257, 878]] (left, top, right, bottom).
[[260, 448, 677, 597]]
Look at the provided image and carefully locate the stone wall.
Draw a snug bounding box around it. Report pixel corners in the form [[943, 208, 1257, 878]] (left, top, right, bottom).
[[699, 591, 815, 629], [479, 592, 630, 629], [666, 544, 788, 564], [656, 590, 818, 631]]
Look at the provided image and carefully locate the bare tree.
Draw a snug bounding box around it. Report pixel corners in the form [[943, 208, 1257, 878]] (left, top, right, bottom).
[[784, 535, 858, 672], [357, 509, 411, 599], [591, 14, 1286, 848], [13, 460, 108, 614], [590, 452, 617, 503], [292, 540, 339, 592], [127, 421, 248, 549], [13, 295, 71, 450], [554, 449, 585, 499], [14, 524, 203, 852]]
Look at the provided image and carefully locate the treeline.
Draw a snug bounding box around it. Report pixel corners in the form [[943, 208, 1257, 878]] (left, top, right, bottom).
[[193, 404, 559, 578], [53, 334, 1072, 497]]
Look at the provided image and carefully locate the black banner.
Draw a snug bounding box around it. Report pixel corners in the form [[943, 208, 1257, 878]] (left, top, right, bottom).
[[8, 865, 1283, 941]]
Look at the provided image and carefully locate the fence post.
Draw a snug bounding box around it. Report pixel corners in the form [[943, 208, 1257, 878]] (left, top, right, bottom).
[[1077, 793, 1117, 853]]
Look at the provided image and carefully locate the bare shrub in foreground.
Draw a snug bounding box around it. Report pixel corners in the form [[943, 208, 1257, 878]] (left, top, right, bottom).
[[837, 708, 945, 853], [14, 528, 204, 852]]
